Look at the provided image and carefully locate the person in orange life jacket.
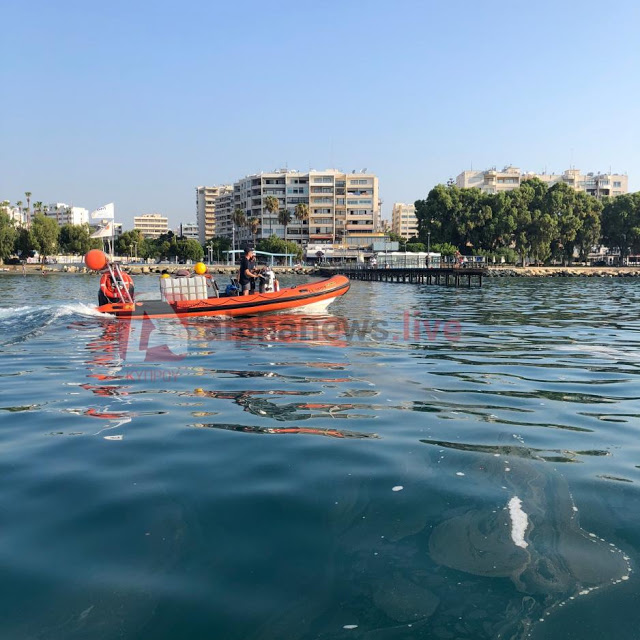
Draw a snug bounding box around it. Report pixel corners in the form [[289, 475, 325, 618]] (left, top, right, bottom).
[[239, 247, 260, 296]]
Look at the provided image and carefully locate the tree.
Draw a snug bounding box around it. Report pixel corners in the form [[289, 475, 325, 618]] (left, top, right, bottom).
[[232, 208, 247, 249], [527, 209, 556, 264], [294, 202, 309, 229], [406, 242, 426, 252], [248, 217, 260, 247], [602, 193, 640, 260], [24, 192, 32, 226], [414, 184, 462, 249], [278, 208, 292, 239], [176, 238, 204, 263], [388, 231, 406, 251], [256, 234, 303, 261], [264, 196, 279, 235], [30, 214, 59, 257], [15, 228, 36, 257], [204, 236, 232, 263], [574, 192, 602, 262], [0, 210, 17, 263], [116, 229, 147, 258], [430, 242, 458, 257], [59, 224, 101, 255], [544, 182, 583, 264]]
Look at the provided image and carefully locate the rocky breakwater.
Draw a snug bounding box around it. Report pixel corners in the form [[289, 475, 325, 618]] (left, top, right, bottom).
[[487, 266, 640, 278]]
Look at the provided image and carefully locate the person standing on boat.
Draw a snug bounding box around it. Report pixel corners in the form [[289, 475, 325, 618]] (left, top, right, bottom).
[[239, 247, 259, 296]]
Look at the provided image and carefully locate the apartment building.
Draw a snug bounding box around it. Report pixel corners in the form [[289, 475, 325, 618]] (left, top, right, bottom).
[[3, 205, 24, 226], [456, 166, 628, 198], [134, 213, 169, 239], [391, 203, 419, 240], [46, 203, 90, 226], [220, 169, 380, 246], [212, 187, 235, 241], [176, 222, 199, 240], [196, 185, 232, 243]]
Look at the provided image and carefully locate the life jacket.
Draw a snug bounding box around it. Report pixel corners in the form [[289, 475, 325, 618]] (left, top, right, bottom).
[[100, 271, 134, 302]]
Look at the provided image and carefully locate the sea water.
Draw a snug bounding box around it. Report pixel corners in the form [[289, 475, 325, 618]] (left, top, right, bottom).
[[0, 273, 639, 639]]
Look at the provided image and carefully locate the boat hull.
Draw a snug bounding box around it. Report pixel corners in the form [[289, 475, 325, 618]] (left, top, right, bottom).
[[96, 275, 350, 319]]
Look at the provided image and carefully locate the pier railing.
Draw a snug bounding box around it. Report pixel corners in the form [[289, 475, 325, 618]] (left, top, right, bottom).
[[321, 259, 487, 288], [328, 256, 487, 270]]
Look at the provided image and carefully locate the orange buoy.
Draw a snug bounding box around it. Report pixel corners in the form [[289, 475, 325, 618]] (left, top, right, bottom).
[[85, 249, 108, 271]]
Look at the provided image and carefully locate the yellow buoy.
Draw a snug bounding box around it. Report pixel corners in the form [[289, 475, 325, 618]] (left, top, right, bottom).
[[194, 262, 207, 275], [161, 273, 171, 279]]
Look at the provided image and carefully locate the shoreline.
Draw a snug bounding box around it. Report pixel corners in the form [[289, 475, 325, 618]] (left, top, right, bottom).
[[0, 264, 321, 276], [2, 264, 640, 278], [486, 266, 640, 278]]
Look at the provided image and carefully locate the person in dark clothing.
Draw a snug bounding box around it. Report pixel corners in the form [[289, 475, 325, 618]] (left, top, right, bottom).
[[238, 247, 259, 295]]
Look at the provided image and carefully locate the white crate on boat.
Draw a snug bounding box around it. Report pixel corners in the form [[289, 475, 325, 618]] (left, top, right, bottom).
[[160, 276, 208, 302]]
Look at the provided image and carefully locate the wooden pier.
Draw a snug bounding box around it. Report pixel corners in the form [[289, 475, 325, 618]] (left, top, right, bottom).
[[322, 266, 486, 288]]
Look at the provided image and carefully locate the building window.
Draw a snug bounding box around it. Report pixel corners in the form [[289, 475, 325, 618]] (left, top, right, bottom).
[[613, 181, 622, 188]]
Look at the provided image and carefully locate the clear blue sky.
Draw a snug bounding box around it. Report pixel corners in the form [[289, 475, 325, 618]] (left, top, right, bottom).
[[1, 0, 638, 228]]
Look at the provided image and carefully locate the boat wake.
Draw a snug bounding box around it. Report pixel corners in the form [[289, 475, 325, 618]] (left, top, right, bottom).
[[0, 303, 111, 347]]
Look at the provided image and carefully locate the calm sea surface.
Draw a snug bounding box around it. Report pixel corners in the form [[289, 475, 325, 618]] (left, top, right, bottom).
[[1, 273, 640, 640]]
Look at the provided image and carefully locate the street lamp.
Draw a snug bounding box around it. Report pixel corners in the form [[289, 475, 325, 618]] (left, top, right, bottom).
[[427, 231, 431, 268]]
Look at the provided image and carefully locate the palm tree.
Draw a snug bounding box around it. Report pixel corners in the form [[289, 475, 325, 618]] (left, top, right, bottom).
[[295, 202, 310, 245], [33, 201, 43, 215], [278, 208, 292, 240], [294, 203, 309, 224], [232, 208, 247, 252], [24, 192, 32, 226], [15, 201, 23, 225], [264, 196, 279, 236], [248, 217, 260, 247]]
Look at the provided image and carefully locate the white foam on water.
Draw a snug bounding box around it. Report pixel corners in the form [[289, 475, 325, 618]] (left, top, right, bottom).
[[0, 305, 34, 320], [58, 302, 111, 319], [508, 496, 529, 549]]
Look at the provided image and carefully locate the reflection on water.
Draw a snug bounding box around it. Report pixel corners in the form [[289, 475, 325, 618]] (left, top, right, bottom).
[[0, 276, 640, 639]]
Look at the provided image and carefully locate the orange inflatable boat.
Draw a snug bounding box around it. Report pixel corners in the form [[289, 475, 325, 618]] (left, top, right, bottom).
[[97, 275, 350, 319], [85, 250, 349, 319]]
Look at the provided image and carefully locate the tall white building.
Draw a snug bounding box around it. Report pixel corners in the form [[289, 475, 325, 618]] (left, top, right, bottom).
[[46, 203, 90, 226], [218, 169, 380, 246], [456, 166, 628, 198], [212, 187, 235, 242], [196, 185, 232, 243], [134, 213, 169, 238], [391, 203, 419, 240]]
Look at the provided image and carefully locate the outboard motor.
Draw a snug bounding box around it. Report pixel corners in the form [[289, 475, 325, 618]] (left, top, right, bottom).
[[261, 268, 277, 293]]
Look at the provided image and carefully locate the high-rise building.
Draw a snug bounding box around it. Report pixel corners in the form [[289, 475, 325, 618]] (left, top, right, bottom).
[[456, 166, 628, 198], [196, 185, 232, 243], [391, 203, 419, 240], [46, 203, 90, 226], [212, 187, 235, 242], [217, 169, 380, 246], [134, 213, 169, 238]]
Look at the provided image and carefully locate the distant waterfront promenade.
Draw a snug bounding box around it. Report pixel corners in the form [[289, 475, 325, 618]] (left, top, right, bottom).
[[3, 263, 640, 278]]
